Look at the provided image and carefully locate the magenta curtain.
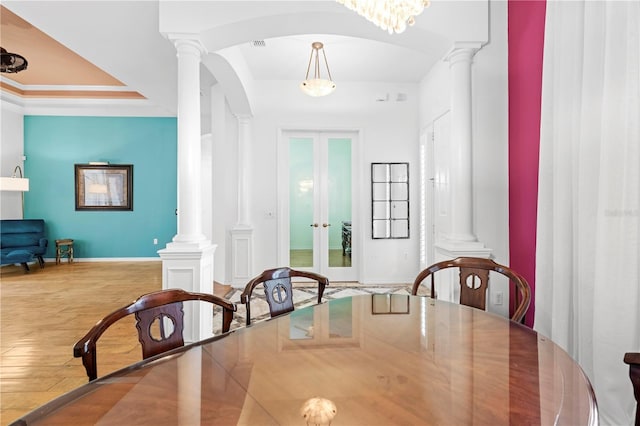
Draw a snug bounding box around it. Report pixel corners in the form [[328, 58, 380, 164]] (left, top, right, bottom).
[[507, 0, 546, 327]]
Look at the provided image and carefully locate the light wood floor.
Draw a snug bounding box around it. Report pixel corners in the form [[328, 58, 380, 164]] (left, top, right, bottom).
[[0, 261, 167, 424], [290, 249, 352, 268], [0, 260, 366, 424]]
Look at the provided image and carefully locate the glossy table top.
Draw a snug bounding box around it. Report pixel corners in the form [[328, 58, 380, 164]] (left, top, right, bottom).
[[15, 295, 598, 425]]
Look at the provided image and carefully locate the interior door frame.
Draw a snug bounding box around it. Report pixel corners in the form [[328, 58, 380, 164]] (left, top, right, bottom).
[[419, 110, 450, 270], [277, 128, 360, 282]]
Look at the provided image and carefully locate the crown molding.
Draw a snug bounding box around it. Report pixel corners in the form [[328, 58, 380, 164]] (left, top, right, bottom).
[[0, 77, 145, 102], [1, 90, 175, 117]]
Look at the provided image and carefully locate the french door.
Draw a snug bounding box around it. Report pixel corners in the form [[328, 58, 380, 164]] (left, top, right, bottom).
[[278, 130, 358, 282]]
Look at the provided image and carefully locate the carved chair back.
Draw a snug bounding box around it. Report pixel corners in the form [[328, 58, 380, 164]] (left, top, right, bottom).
[[411, 257, 531, 323], [74, 288, 236, 381], [240, 267, 329, 326]]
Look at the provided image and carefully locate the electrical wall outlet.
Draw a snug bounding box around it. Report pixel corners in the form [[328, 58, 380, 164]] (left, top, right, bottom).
[[153, 238, 158, 245], [494, 291, 504, 305]]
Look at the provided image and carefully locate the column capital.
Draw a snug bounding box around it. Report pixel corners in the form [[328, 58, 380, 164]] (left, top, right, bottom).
[[444, 42, 483, 65], [168, 35, 207, 56]]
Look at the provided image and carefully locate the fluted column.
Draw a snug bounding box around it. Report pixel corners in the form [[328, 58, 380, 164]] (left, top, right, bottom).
[[172, 38, 206, 244], [446, 45, 480, 243]]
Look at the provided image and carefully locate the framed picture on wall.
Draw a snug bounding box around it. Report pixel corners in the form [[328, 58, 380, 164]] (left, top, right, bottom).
[[75, 164, 133, 211]]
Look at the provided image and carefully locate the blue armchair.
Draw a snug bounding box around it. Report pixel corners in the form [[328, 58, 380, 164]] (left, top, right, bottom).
[[1, 219, 48, 271]]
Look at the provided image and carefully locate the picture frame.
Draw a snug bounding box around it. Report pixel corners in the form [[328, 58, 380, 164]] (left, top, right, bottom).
[[75, 164, 133, 211]]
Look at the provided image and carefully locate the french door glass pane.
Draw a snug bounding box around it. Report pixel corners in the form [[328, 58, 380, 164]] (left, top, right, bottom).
[[327, 138, 352, 268], [289, 138, 314, 267]]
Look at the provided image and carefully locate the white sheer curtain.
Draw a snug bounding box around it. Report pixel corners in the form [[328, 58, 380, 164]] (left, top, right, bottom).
[[535, 1, 640, 424]]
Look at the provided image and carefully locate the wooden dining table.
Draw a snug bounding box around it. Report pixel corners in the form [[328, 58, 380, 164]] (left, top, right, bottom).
[[12, 294, 598, 425]]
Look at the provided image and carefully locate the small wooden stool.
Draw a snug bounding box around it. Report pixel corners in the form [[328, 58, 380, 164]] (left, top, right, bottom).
[[55, 239, 74, 264]]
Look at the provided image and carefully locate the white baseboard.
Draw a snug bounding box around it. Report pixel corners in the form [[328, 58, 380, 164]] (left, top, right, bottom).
[[43, 257, 162, 262]]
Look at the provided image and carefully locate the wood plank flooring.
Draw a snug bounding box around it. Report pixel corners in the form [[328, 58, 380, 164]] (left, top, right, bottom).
[[0, 261, 164, 424], [0, 261, 379, 424]]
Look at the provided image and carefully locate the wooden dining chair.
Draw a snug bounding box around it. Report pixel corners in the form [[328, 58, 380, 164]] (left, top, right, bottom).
[[411, 257, 531, 323], [240, 267, 329, 326], [73, 288, 236, 381], [624, 352, 640, 426]]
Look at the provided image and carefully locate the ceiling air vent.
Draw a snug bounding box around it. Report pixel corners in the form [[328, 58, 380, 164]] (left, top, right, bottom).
[[252, 40, 266, 47]]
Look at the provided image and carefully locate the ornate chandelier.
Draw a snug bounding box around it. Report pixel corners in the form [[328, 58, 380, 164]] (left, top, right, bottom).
[[336, 0, 430, 34], [300, 42, 336, 97]]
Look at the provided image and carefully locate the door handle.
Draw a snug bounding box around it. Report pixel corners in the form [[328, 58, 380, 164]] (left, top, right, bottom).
[[322, 223, 331, 228], [310, 223, 319, 228]]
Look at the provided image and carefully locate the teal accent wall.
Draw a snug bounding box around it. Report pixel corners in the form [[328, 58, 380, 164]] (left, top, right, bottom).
[[23, 116, 177, 258]]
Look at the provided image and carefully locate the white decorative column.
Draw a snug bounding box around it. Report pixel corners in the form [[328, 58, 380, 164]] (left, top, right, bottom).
[[435, 43, 491, 299], [231, 114, 254, 287], [172, 38, 207, 245], [158, 37, 216, 343], [446, 43, 481, 243]]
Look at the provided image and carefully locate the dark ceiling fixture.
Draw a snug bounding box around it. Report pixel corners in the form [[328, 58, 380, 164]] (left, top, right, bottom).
[[1, 47, 28, 73]]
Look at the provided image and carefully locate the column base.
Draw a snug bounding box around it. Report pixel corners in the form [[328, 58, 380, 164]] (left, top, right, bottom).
[[165, 239, 211, 251], [434, 238, 492, 259], [158, 242, 217, 343]]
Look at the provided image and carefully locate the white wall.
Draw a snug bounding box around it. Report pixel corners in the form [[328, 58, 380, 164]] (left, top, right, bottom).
[[419, 60, 451, 126], [210, 0, 507, 286], [1, 100, 26, 219], [212, 80, 421, 285]]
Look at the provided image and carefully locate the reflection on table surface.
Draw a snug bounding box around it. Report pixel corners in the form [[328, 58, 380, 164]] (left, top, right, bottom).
[[17, 295, 597, 426]]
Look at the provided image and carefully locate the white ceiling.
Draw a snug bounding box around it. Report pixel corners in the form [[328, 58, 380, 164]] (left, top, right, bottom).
[[1, 1, 487, 114], [237, 34, 431, 83]]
